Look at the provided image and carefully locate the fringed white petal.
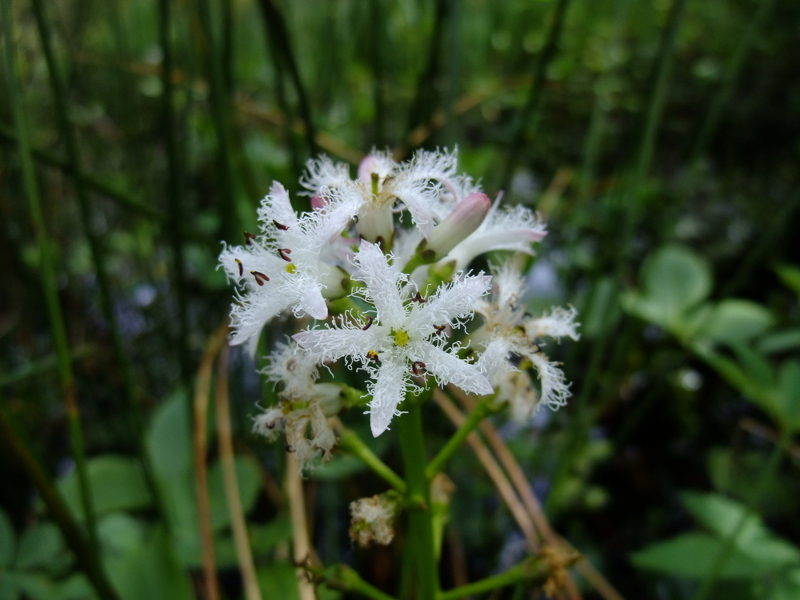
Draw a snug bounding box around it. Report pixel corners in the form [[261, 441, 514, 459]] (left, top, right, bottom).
[[524, 306, 581, 342], [257, 182, 298, 232], [293, 325, 376, 363], [300, 155, 352, 194], [412, 344, 493, 396], [527, 351, 572, 409], [413, 273, 491, 332], [355, 241, 407, 327], [368, 355, 407, 437]]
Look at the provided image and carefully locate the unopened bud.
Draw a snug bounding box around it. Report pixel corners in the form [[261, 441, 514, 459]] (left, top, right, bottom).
[[424, 192, 491, 261]]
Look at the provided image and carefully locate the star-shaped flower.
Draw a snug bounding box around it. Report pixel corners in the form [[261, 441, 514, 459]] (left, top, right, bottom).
[[294, 240, 493, 436], [219, 182, 358, 354], [475, 263, 580, 418], [301, 148, 481, 243]]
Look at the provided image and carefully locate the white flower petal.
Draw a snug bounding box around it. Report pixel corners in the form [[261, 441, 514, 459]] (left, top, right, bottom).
[[355, 241, 407, 327], [293, 326, 375, 363], [413, 273, 491, 332], [527, 351, 572, 409], [299, 284, 328, 320], [257, 182, 297, 232], [524, 306, 581, 342], [229, 292, 287, 352], [368, 356, 407, 437], [300, 155, 352, 194], [411, 344, 493, 396]]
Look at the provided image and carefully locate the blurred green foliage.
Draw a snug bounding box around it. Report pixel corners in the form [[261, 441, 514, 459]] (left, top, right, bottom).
[[2, 0, 799, 598]]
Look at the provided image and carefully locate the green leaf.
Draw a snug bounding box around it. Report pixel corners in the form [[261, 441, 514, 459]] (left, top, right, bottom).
[[256, 563, 299, 600], [582, 276, 620, 338], [52, 575, 94, 600], [207, 456, 263, 532], [2, 573, 53, 600], [775, 264, 800, 297], [106, 527, 193, 600], [757, 329, 800, 355], [640, 245, 712, 328], [58, 456, 152, 521], [767, 568, 800, 600], [0, 509, 15, 567], [0, 573, 19, 600], [147, 390, 192, 482], [729, 341, 774, 391], [697, 300, 774, 345], [248, 518, 294, 558], [777, 361, 800, 430], [630, 532, 759, 579], [15, 523, 63, 571], [98, 514, 147, 560]]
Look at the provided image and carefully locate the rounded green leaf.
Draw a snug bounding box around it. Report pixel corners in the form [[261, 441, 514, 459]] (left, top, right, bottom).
[[630, 532, 760, 579], [0, 509, 15, 568], [698, 300, 774, 345], [207, 456, 263, 532], [147, 390, 191, 482], [777, 361, 800, 431], [57, 456, 152, 521], [641, 245, 712, 327], [15, 523, 63, 571]]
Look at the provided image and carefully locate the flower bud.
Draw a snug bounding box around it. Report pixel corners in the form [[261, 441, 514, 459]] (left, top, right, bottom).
[[423, 192, 491, 261], [349, 491, 401, 547]]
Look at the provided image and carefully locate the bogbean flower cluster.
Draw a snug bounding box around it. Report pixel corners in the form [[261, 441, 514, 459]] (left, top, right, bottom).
[[220, 148, 579, 465]]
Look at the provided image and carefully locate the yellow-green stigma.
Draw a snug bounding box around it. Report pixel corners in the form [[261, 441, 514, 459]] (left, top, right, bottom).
[[286, 263, 297, 274], [391, 328, 410, 347]]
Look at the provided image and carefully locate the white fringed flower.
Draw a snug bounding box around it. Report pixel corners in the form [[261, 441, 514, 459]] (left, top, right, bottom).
[[294, 240, 493, 437], [349, 491, 402, 547], [474, 263, 579, 418], [445, 196, 547, 269], [301, 148, 480, 243], [253, 342, 341, 469], [219, 182, 358, 355]]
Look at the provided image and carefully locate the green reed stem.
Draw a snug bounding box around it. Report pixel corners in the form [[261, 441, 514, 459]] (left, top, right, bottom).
[[368, 0, 386, 146], [426, 398, 493, 479], [256, 0, 317, 159], [437, 556, 551, 600], [691, 427, 793, 600], [0, 345, 94, 389], [398, 401, 438, 600], [338, 429, 407, 493], [620, 0, 687, 262], [159, 0, 192, 388], [197, 0, 237, 241], [501, 0, 572, 191], [0, 123, 215, 243], [0, 403, 120, 600], [31, 0, 170, 533], [1, 0, 98, 553], [689, 0, 779, 163], [405, 0, 452, 147]]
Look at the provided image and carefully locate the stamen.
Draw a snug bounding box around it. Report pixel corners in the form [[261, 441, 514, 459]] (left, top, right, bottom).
[[411, 361, 426, 376], [244, 231, 257, 245], [411, 292, 426, 303], [367, 350, 381, 365], [235, 258, 243, 276], [251, 271, 270, 286], [273, 220, 289, 230], [278, 248, 292, 262], [433, 324, 447, 336], [362, 316, 373, 331]]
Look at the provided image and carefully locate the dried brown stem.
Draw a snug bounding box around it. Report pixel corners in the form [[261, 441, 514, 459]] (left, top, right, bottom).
[[215, 346, 262, 600], [192, 320, 229, 600], [285, 453, 316, 600]]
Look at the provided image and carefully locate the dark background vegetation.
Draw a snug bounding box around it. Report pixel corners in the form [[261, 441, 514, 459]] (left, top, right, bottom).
[[2, 0, 799, 599]]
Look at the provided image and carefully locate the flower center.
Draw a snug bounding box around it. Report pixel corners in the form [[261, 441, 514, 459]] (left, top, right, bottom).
[[391, 328, 410, 347], [286, 263, 297, 274]]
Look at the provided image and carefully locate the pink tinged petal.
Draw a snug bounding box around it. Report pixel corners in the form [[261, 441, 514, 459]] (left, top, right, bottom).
[[293, 327, 375, 363], [413, 273, 492, 331], [368, 356, 407, 437], [355, 241, 406, 327], [310, 195, 327, 210], [411, 344, 493, 396], [425, 193, 491, 260], [299, 285, 328, 320], [357, 151, 396, 184]]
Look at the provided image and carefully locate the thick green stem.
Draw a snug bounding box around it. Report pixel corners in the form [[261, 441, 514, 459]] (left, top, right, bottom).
[[338, 429, 406, 493], [437, 556, 550, 600], [426, 398, 493, 479], [1, 0, 97, 553], [398, 401, 438, 600]]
